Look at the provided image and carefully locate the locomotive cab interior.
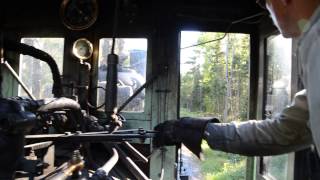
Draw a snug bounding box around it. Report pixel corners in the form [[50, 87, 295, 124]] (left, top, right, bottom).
[[0, 0, 318, 179]]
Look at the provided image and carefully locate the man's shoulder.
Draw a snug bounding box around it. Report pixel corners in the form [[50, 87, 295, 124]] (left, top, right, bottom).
[[299, 18, 320, 48], [300, 7, 320, 42], [313, 16, 320, 30]]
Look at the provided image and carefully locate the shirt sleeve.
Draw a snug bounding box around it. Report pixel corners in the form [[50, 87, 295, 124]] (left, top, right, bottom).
[[204, 90, 313, 156]]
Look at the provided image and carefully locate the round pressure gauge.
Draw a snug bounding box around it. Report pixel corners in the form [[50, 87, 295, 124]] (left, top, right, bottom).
[[60, 0, 98, 30], [72, 38, 93, 60]]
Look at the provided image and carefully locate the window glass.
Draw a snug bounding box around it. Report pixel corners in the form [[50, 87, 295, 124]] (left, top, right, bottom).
[[264, 35, 292, 180], [19, 38, 64, 99], [97, 38, 147, 112], [180, 31, 250, 179]]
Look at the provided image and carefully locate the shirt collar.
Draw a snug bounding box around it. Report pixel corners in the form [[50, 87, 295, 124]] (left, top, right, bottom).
[[300, 5, 320, 35]]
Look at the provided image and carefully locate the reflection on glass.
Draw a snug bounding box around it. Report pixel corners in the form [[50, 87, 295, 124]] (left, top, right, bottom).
[[264, 35, 292, 180], [98, 38, 147, 112], [19, 38, 64, 99]]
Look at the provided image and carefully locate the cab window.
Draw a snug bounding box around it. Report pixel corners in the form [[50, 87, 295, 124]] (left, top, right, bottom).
[[19, 38, 64, 99], [97, 38, 148, 112]]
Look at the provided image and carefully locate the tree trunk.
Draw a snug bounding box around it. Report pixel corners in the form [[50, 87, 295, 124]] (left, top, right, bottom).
[[224, 35, 230, 122], [230, 39, 235, 120]]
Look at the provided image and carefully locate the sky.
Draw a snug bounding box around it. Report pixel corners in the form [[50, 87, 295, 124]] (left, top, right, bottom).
[[180, 31, 201, 74]]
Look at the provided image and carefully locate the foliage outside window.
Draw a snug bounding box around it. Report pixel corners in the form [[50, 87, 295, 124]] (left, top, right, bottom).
[[97, 38, 147, 112], [19, 38, 64, 99], [180, 31, 250, 179], [263, 35, 292, 180]]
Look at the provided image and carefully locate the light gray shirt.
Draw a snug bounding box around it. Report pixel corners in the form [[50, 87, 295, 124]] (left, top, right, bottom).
[[204, 6, 320, 156]]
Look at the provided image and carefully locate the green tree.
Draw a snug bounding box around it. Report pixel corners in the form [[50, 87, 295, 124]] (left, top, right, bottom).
[[180, 32, 250, 179]]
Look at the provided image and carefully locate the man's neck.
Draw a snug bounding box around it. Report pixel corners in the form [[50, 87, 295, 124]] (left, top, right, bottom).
[[295, 1, 320, 33]]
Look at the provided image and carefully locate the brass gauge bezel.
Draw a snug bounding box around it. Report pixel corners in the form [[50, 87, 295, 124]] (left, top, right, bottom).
[[72, 38, 93, 60]]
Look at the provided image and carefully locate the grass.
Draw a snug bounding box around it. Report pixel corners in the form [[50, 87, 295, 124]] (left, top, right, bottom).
[[180, 108, 216, 118], [201, 142, 246, 180], [180, 108, 247, 180]]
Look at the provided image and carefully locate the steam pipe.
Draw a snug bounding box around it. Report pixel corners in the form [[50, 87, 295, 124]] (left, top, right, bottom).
[[105, 0, 121, 125], [3, 39, 63, 97], [98, 147, 119, 174], [91, 147, 119, 179], [105, 53, 118, 116], [37, 97, 85, 131], [37, 97, 81, 112]]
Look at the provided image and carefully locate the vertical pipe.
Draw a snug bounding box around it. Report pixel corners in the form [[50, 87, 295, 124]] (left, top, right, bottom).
[[105, 53, 118, 115], [0, 34, 3, 98], [105, 0, 121, 122]]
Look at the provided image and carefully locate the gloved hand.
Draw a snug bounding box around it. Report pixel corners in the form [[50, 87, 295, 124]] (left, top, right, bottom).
[[153, 117, 219, 158]]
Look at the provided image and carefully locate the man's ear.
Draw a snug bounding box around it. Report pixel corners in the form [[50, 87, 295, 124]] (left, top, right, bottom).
[[281, 0, 292, 6]]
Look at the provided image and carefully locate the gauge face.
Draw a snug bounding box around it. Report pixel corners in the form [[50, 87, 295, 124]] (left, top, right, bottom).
[[60, 0, 98, 30], [72, 38, 93, 60]]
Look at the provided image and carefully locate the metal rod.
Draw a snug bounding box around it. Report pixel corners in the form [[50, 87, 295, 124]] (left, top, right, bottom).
[[25, 133, 155, 142], [24, 141, 53, 151], [122, 141, 148, 163], [49, 153, 84, 180], [118, 74, 159, 112], [79, 129, 141, 135], [24, 129, 157, 136], [49, 162, 85, 180], [111, 0, 120, 54], [2, 61, 36, 100], [0, 34, 3, 98], [40, 162, 68, 180], [114, 144, 151, 180]]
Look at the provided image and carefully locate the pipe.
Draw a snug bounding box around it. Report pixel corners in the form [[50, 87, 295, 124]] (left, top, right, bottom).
[[37, 97, 85, 131], [24, 141, 53, 151], [0, 33, 3, 98], [114, 144, 150, 180], [122, 141, 148, 163], [105, 53, 118, 116], [91, 147, 119, 179], [3, 61, 36, 100], [37, 97, 81, 112], [25, 133, 155, 142], [3, 39, 63, 97], [105, 0, 121, 125]]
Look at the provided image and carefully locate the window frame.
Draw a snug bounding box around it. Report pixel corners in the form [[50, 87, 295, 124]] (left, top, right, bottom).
[[178, 30, 254, 180], [93, 37, 152, 130], [256, 33, 296, 180], [18, 37, 65, 99]]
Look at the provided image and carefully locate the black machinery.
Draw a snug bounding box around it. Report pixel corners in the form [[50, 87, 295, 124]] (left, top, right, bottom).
[[0, 36, 156, 179]]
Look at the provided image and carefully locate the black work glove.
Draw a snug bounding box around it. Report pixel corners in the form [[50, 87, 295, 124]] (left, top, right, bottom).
[[153, 117, 219, 158]]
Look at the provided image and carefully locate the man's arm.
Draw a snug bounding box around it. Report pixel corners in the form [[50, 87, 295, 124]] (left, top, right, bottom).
[[204, 90, 313, 156]]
